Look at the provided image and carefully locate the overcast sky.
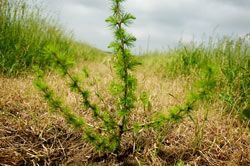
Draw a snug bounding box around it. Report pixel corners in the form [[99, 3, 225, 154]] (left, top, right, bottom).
[[40, 0, 250, 53]]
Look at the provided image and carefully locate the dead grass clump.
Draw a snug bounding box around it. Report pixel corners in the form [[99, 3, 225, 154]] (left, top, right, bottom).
[[0, 75, 87, 165]]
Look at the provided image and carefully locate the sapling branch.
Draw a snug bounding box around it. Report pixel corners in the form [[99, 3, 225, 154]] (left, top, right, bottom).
[[34, 78, 85, 129], [52, 53, 107, 122]]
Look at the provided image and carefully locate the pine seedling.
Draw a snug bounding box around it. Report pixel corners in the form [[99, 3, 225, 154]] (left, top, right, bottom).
[[35, 0, 148, 152], [34, 0, 218, 155], [34, 0, 141, 153]]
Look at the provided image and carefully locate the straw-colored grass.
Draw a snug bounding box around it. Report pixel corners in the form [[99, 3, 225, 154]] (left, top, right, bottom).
[[1, 58, 249, 165]]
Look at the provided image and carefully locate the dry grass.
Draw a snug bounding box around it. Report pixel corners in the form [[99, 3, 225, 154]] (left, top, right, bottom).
[[0, 60, 250, 166]]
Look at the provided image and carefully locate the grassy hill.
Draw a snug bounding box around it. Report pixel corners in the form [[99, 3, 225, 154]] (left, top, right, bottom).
[[0, 0, 249, 165], [0, 0, 106, 76]]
